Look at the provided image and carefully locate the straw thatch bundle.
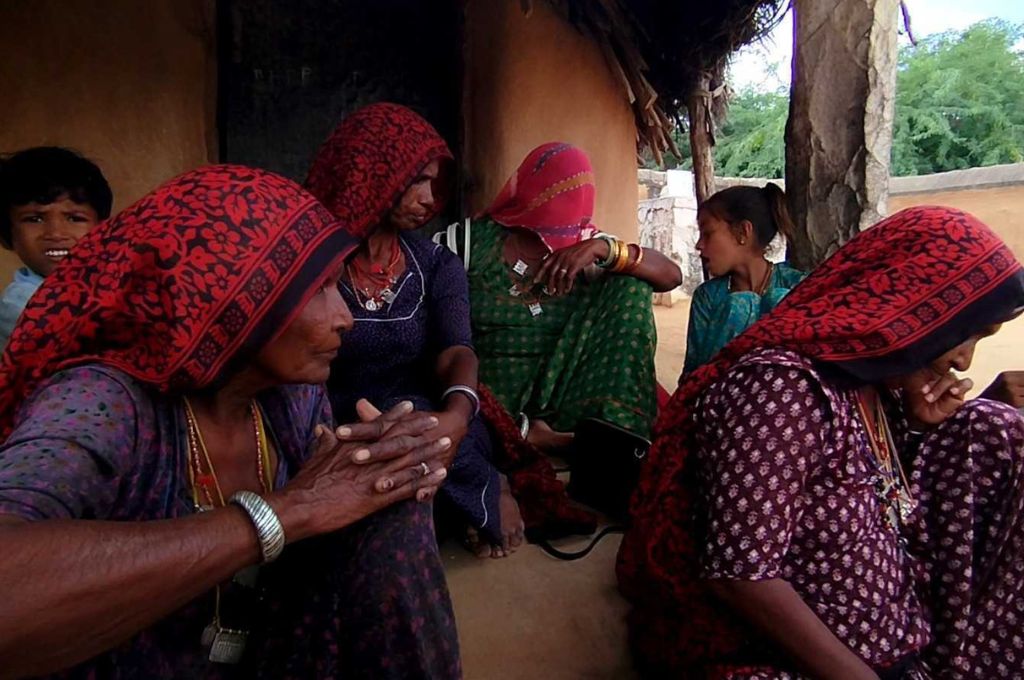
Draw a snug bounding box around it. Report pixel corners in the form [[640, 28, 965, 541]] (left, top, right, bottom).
[[529, 0, 786, 163]]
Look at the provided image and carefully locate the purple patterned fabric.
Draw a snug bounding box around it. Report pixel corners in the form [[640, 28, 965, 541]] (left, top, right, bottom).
[[907, 398, 1024, 677], [329, 233, 503, 544], [0, 364, 461, 679], [695, 348, 1024, 677]]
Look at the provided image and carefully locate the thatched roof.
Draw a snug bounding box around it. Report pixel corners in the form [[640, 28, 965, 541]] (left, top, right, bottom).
[[538, 0, 785, 164]]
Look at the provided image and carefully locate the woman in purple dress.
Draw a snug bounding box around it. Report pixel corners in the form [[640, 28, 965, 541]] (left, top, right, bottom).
[[619, 206, 1024, 678], [306, 102, 525, 558], [0, 166, 460, 678]]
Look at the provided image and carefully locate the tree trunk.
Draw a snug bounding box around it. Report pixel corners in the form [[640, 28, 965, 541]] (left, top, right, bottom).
[[785, 0, 899, 269]]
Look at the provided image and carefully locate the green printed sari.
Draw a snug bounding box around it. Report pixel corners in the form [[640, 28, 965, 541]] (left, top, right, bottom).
[[466, 218, 657, 437]]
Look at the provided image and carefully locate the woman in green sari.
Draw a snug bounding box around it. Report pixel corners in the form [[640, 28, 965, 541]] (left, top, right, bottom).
[[440, 143, 680, 449]]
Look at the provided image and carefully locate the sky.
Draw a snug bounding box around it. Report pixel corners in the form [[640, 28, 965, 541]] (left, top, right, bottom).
[[728, 0, 1024, 91]]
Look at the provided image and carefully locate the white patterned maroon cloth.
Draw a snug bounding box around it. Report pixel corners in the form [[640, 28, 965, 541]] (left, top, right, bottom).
[[693, 348, 1024, 678]]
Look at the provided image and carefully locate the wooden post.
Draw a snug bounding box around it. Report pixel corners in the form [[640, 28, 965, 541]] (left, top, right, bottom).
[[688, 71, 715, 281], [687, 71, 716, 205]]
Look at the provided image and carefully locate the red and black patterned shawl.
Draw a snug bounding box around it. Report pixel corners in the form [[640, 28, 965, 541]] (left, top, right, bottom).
[[0, 165, 359, 440], [305, 102, 454, 238], [617, 206, 1024, 668]]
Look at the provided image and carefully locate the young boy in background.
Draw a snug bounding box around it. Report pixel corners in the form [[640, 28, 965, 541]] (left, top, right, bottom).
[[0, 147, 112, 348]]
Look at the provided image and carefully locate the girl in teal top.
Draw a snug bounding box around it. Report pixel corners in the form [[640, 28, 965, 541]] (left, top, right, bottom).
[[683, 184, 807, 374]]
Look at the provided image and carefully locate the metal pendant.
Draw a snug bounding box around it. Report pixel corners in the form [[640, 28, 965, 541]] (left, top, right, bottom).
[[885, 504, 900, 532], [528, 302, 543, 317], [513, 259, 529, 276], [897, 489, 917, 522], [364, 298, 380, 311], [209, 628, 247, 664], [508, 285, 521, 297], [380, 288, 396, 304], [200, 621, 218, 647]]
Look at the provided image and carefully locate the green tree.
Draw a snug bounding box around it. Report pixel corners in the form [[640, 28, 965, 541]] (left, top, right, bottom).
[[641, 88, 788, 175], [713, 87, 788, 177], [892, 19, 1024, 175], [652, 19, 1024, 178]]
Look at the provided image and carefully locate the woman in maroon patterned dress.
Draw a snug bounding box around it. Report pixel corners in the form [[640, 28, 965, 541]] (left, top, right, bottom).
[[0, 166, 461, 678], [618, 206, 1024, 678]]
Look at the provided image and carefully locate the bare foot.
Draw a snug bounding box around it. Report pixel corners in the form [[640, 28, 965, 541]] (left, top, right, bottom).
[[464, 526, 495, 559], [498, 475, 525, 557], [526, 418, 574, 452], [463, 476, 525, 559]]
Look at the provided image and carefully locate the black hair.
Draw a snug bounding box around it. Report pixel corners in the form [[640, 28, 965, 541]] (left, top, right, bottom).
[[699, 183, 795, 250], [0, 146, 113, 248]]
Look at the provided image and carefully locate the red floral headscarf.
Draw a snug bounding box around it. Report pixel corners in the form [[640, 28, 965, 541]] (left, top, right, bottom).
[[483, 142, 597, 252], [617, 206, 1024, 672], [0, 164, 358, 439], [305, 102, 453, 238]]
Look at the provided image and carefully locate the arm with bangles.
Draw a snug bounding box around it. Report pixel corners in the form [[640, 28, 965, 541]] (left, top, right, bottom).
[[533, 234, 682, 295], [0, 404, 448, 678], [422, 249, 482, 464], [428, 344, 479, 467]]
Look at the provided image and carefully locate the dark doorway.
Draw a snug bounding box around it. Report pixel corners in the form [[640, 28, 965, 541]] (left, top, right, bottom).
[[217, 0, 461, 193]]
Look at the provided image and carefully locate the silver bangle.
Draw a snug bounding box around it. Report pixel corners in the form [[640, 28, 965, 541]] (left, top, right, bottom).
[[594, 233, 619, 268], [518, 413, 530, 440], [442, 384, 480, 417], [230, 490, 285, 563]]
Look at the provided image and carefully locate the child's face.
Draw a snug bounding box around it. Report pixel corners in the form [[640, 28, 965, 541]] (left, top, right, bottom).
[[9, 194, 100, 276]]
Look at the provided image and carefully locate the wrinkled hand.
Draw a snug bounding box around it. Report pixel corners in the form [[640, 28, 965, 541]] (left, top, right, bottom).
[[980, 371, 1024, 408], [532, 239, 608, 296], [270, 400, 450, 539], [900, 367, 973, 428], [339, 399, 458, 479]]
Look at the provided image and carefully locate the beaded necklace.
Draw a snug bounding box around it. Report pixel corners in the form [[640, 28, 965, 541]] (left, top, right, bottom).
[[183, 398, 273, 664], [854, 390, 917, 534], [349, 236, 403, 311]]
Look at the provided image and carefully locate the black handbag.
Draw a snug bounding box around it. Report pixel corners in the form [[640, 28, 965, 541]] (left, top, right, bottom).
[[536, 418, 650, 561], [565, 417, 650, 521]]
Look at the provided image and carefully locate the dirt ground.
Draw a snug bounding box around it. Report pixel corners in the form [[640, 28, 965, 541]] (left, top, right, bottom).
[[445, 298, 1024, 680]]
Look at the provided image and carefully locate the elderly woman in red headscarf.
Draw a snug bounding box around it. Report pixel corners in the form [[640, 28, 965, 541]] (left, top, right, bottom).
[[617, 206, 1024, 678], [438, 142, 681, 453], [306, 104, 598, 559], [0, 166, 460, 678]]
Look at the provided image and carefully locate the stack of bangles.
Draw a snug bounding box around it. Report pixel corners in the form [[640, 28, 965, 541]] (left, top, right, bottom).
[[594, 233, 644, 273]]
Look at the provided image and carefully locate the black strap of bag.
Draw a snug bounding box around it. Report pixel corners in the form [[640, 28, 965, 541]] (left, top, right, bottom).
[[536, 525, 626, 561]]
